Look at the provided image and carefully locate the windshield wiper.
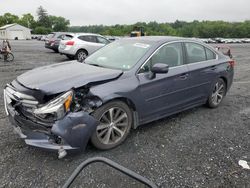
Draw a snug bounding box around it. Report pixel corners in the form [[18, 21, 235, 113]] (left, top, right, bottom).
[[89, 63, 106, 68]]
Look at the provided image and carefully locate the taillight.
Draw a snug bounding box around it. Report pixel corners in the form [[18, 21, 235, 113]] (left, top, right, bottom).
[[228, 60, 235, 67], [65, 41, 74, 46]]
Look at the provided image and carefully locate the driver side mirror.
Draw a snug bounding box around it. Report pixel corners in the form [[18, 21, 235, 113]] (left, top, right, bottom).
[[149, 63, 169, 79]]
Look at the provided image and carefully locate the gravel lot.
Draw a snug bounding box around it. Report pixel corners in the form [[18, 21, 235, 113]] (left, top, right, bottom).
[[0, 40, 249, 188]]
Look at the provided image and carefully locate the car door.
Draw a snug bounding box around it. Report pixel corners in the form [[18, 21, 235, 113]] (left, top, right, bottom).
[[184, 42, 218, 103], [77, 35, 102, 54], [136, 42, 193, 123], [87, 36, 106, 53]]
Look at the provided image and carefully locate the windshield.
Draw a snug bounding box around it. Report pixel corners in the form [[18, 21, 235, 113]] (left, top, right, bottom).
[[85, 40, 151, 70]]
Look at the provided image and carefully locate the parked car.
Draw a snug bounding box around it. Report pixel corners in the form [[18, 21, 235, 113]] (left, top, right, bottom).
[[45, 32, 71, 52], [36, 35, 43, 41], [105, 35, 120, 42], [31, 35, 41, 40], [4, 37, 234, 158], [199, 38, 209, 43], [59, 33, 110, 62], [40, 35, 46, 41], [207, 38, 216, 43], [214, 38, 225, 43], [242, 38, 250, 43]]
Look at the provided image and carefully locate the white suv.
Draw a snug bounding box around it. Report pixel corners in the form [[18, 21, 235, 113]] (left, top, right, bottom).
[[59, 33, 110, 61]]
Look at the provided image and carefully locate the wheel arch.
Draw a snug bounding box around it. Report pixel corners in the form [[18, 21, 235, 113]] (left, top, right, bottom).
[[76, 48, 88, 56], [102, 96, 139, 129], [103, 97, 136, 111], [219, 76, 228, 91]]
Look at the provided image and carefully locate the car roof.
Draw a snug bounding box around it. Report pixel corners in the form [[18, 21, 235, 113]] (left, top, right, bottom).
[[121, 36, 202, 45], [74, 33, 102, 37]]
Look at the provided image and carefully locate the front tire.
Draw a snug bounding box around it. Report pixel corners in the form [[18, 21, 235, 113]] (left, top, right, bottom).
[[207, 78, 226, 108], [91, 101, 132, 150]]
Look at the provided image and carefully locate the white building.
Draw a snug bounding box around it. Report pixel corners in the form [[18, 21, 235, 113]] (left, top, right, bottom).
[[0, 23, 31, 40]]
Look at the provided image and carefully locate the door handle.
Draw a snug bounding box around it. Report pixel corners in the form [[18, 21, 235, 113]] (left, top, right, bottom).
[[179, 73, 189, 80]]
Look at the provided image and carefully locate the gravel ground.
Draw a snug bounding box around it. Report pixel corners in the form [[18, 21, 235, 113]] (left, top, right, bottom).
[[0, 40, 249, 188]]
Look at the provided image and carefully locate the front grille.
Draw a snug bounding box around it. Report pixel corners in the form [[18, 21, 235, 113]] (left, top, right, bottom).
[[4, 84, 38, 119], [4, 85, 38, 108], [4, 84, 52, 130]]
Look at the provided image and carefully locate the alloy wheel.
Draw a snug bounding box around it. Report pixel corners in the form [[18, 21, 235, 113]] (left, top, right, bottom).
[[96, 107, 129, 145], [211, 81, 225, 106], [77, 51, 87, 62]]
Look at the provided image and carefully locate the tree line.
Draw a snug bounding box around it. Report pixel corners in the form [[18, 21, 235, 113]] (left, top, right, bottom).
[[0, 6, 70, 34], [69, 20, 250, 38], [0, 6, 250, 38]]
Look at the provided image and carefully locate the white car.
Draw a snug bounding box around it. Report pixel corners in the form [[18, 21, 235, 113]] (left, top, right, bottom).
[[59, 33, 110, 61]]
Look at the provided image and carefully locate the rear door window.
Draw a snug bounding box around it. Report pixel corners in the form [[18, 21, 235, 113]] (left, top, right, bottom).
[[88, 36, 97, 43], [77, 35, 85, 41], [78, 35, 97, 43], [185, 42, 206, 63], [205, 48, 216, 60]]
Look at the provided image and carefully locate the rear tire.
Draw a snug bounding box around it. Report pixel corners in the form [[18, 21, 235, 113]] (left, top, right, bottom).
[[75, 50, 87, 62], [207, 78, 226, 108], [91, 101, 132, 150]]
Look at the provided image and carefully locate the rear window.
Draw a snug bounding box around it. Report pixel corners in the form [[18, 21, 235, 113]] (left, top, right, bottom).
[[62, 34, 73, 40]]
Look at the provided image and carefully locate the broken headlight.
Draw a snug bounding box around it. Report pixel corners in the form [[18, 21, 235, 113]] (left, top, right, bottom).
[[34, 90, 73, 120]]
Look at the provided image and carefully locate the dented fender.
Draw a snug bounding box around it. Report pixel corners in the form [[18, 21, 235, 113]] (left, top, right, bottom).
[[52, 111, 98, 149]]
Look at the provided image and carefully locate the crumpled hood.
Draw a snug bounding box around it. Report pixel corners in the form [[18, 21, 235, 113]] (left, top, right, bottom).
[[17, 61, 123, 94]]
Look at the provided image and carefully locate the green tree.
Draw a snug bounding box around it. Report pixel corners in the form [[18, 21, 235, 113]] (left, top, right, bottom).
[[0, 16, 5, 27], [18, 13, 36, 29], [49, 15, 70, 31], [2, 13, 19, 24], [33, 26, 52, 34], [37, 6, 50, 28]]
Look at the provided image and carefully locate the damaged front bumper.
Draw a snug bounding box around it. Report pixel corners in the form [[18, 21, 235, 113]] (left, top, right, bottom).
[[5, 97, 98, 152]]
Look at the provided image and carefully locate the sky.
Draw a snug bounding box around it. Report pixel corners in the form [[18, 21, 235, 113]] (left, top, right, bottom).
[[0, 0, 249, 26]]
